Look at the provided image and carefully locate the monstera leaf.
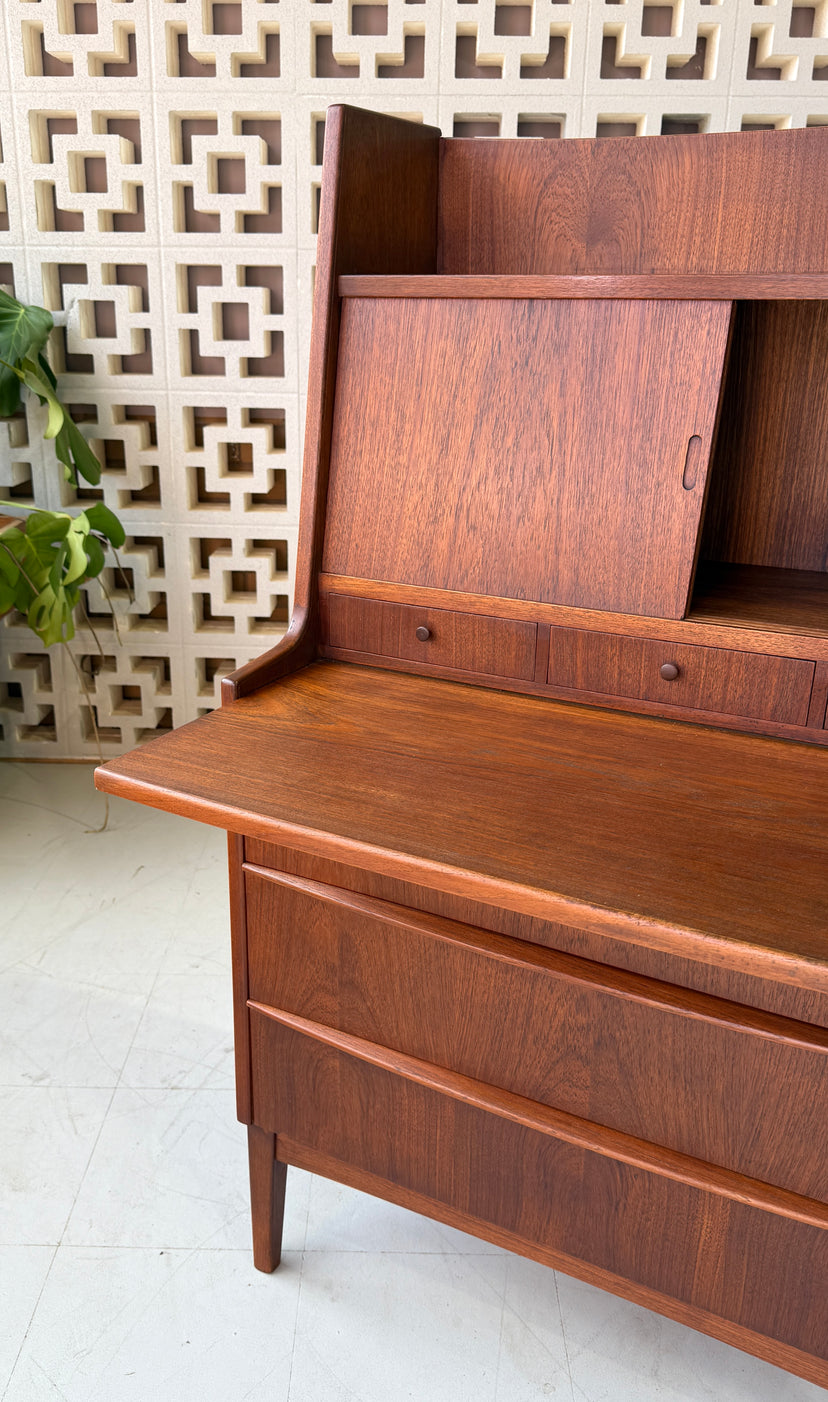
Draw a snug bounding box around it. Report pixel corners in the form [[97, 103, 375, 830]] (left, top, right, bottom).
[[0, 290, 53, 418], [0, 289, 103, 486], [0, 503, 128, 647]]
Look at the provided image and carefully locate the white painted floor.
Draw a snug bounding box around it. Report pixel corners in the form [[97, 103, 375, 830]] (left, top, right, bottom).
[[0, 761, 821, 1402]]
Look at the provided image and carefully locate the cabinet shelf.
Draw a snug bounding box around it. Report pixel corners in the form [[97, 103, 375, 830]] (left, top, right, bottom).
[[689, 564, 828, 638], [338, 273, 828, 301]]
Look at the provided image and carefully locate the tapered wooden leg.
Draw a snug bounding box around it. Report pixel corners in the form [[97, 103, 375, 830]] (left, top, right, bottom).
[[248, 1124, 288, 1272]]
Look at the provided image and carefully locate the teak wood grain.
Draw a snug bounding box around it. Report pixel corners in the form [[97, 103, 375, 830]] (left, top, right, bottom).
[[253, 1004, 828, 1231], [322, 296, 732, 618], [96, 662, 828, 990], [689, 564, 828, 639], [701, 301, 828, 575], [250, 1013, 828, 1367], [322, 593, 537, 680], [277, 1139, 828, 1389], [243, 840, 828, 1027], [320, 571, 828, 660], [339, 273, 828, 300], [244, 868, 828, 1199], [93, 115, 828, 1384], [546, 626, 815, 726], [438, 127, 828, 275]]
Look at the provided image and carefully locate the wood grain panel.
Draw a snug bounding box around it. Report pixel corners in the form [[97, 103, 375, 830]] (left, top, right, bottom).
[[249, 1012, 828, 1363], [322, 297, 732, 618], [320, 572, 828, 660], [689, 564, 828, 638], [701, 301, 828, 574], [322, 594, 536, 679], [279, 1140, 828, 1388], [439, 128, 828, 275], [95, 662, 828, 991], [340, 273, 828, 300], [546, 627, 815, 726], [244, 869, 828, 1199], [243, 839, 828, 1028]]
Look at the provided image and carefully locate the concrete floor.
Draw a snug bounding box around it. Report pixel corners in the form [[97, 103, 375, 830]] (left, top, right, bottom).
[[0, 762, 821, 1402]]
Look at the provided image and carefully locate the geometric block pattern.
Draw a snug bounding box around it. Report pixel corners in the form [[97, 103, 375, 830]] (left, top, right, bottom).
[[0, 0, 826, 755]]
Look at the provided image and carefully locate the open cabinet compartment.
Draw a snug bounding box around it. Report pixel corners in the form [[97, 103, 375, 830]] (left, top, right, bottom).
[[691, 299, 828, 639]]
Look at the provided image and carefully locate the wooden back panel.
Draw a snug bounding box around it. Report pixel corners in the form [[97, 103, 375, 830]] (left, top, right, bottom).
[[701, 301, 828, 573], [323, 295, 732, 618], [439, 128, 828, 275]]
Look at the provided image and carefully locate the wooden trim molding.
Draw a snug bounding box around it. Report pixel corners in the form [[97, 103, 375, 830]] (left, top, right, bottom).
[[338, 273, 828, 300]]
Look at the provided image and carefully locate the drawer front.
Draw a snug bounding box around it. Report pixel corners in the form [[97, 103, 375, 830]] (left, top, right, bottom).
[[323, 594, 537, 680], [245, 869, 828, 1201], [547, 626, 814, 725], [251, 1010, 828, 1361]]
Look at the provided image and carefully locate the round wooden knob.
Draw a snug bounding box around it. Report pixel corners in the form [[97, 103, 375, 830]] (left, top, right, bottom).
[[415, 625, 431, 642], [659, 661, 680, 681]]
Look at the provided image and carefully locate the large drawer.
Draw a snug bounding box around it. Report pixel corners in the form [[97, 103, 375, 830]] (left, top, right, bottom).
[[546, 626, 814, 725], [244, 867, 828, 1201], [250, 1009, 828, 1363], [323, 593, 537, 680]]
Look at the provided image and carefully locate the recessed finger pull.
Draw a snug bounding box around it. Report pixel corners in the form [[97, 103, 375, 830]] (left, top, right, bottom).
[[415, 626, 431, 642], [660, 661, 680, 681]]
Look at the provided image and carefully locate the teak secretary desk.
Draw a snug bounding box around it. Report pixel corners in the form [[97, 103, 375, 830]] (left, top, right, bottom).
[[97, 109, 828, 1385]]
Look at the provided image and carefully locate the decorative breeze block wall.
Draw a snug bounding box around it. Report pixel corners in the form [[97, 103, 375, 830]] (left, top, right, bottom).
[[1, 0, 826, 757]]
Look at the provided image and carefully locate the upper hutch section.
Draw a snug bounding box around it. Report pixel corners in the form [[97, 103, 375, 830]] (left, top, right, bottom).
[[237, 108, 828, 744]]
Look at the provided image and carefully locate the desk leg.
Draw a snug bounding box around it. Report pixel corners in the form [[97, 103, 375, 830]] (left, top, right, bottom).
[[248, 1124, 287, 1272]]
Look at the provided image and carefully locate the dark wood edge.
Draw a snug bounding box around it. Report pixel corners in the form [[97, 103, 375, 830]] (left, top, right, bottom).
[[250, 1004, 828, 1230], [242, 865, 828, 1053], [319, 574, 828, 662], [228, 833, 252, 1123], [276, 1138, 828, 1388], [92, 763, 828, 994], [320, 646, 827, 748], [807, 662, 828, 728], [338, 273, 828, 300]]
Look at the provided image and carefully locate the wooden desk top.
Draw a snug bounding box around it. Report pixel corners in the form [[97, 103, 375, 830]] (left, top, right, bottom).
[[95, 661, 828, 991]]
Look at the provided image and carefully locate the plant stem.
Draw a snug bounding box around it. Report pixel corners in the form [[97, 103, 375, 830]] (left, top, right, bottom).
[[77, 594, 105, 661], [62, 643, 109, 833]]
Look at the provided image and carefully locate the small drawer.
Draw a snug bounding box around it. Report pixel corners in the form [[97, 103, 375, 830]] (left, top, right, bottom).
[[547, 626, 814, 726], [323, 594, 537, 680], [244, 868, 828, 1201]]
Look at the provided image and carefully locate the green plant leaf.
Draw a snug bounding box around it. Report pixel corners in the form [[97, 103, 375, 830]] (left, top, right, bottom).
[[0, 538, 20, 584], [48, 539, 68, 592], [15, 358, 65, 438], [0, 576, 16, 612], [0, 292, 53, 423], [82, 533, 105, 578], [25, 510, 71, 544], [84, 502, 125, 548], [63, 415, 101, 485], [36, 352, 58, 391], [64, 523, 90, 585], [0, 290, 53, 369], [27, 582, 75, 647], [0, 366, 21, 418]]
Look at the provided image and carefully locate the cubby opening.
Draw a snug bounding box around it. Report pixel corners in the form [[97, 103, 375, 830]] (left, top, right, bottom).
[[689, 299, 828, 637]]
